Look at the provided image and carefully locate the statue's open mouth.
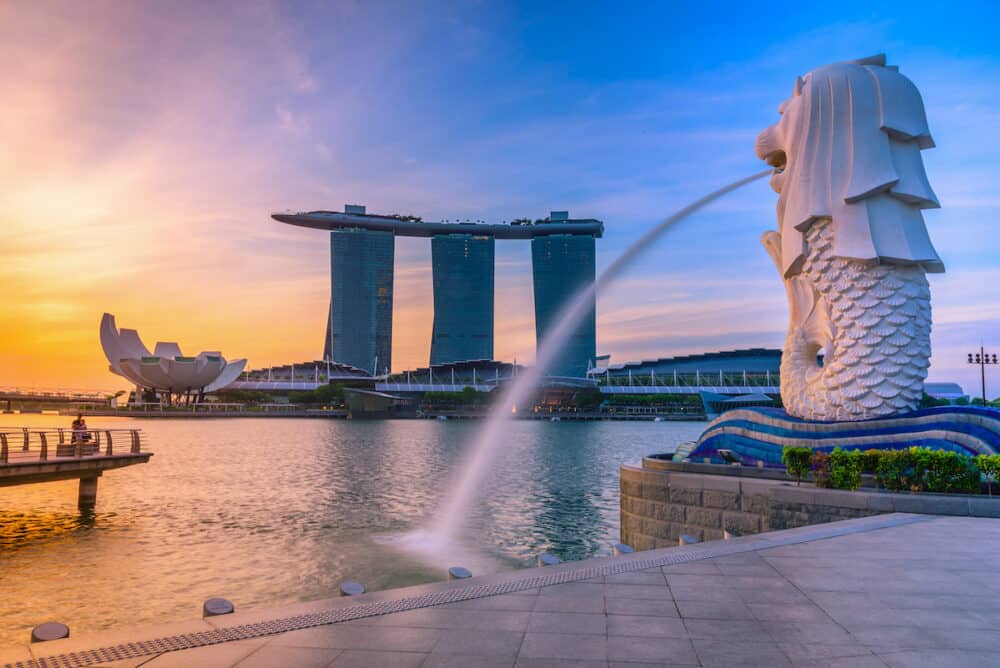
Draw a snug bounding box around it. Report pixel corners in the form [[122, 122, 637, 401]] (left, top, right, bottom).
[[764, 150, 787, 173]]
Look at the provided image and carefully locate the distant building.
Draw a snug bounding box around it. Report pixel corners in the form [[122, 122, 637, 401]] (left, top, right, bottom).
[[274, 206, 603, 377], [924, 382, 969, 404], [323, 205, 395, 375], [430, 234, 494, 365], [596, 349, 783, 386], [531, 212, 597, 378]]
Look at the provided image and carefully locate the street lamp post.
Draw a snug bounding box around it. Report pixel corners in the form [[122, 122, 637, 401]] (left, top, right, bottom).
[[967, 347, 999, 406]]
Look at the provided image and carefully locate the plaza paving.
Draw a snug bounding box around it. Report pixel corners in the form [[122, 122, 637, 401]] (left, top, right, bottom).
[[6, 513, 1000, 667]]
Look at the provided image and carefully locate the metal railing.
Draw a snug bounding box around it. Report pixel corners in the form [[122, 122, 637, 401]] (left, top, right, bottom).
[[0, 428, 144, 465]]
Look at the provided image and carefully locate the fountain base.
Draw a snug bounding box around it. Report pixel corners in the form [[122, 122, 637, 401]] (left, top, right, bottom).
[[688, 406, 1000, 467]]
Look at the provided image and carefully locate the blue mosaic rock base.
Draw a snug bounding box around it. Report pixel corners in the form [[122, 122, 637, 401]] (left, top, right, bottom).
[[690, 406, 1000, 468]]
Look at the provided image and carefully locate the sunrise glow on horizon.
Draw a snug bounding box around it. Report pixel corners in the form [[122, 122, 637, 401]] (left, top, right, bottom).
[[3, 2, 1000, 395]]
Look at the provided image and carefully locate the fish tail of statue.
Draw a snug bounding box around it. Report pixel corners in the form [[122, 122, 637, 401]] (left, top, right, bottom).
[[777, 219, 931, 421]]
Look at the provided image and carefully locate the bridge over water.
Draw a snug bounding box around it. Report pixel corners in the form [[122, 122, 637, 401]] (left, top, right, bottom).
[[0, 386, 110, 411]]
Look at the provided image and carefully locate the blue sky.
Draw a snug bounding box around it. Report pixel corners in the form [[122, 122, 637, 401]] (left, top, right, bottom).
[[3, 1, 1000, 394]]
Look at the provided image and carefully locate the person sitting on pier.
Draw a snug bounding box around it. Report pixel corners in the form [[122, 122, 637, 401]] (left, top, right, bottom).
[[71, 414, 90, 444]]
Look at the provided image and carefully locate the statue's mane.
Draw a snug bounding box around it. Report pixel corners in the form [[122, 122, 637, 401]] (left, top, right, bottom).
[[779, 54, 944, 276]]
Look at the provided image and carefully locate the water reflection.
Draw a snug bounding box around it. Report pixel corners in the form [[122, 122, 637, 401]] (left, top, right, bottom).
[[0, 415, 702, 646]]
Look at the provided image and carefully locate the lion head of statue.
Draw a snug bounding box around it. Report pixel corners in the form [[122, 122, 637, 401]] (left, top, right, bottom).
[[755, 54, 944, 278]]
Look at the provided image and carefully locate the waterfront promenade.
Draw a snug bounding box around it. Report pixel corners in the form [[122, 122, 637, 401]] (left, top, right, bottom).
[[5, 513, 1000, 667]]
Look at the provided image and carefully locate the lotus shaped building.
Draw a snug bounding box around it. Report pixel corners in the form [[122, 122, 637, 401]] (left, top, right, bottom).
[[100, 313, 246, 401]]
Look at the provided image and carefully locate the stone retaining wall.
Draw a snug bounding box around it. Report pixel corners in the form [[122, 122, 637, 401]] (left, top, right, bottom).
[[621, 459, 1000, 550]]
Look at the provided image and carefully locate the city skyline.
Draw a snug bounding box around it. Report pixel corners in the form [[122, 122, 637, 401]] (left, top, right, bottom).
[[3, 2, 1000, 395]]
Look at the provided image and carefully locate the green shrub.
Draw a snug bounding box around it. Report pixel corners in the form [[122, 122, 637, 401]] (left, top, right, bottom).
[[810, 451, 832, 488], [977, 454, 1000, 496], [875, 449, 919, 492], [874, 447, 980, 494], [859, 449, 882, 475], [923, 449, 980, 494], [782, 446, 813, 486], [830, 448, 862, 490]]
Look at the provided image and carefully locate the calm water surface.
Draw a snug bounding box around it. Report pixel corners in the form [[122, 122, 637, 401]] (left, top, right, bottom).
[[0, 414, 702, 647]]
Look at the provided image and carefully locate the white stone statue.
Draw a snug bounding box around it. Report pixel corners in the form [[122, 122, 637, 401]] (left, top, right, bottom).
[[755, 54, 943, 421]]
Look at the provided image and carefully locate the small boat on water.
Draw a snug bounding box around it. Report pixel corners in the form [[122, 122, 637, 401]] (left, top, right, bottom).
[[653, 416, 665, 422], [436, 415, 448, 421], [550, 416, 561, 422]]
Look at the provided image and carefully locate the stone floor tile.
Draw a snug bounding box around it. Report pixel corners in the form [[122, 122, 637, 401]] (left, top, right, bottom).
[[542, 582, 607, 596], [604, 571, 668, 585], [519, 632, 608, 661], [533, 593, 606, 614], [234, 644, 339, 668], [761, 621, 856, 645], [606, 636, 698, 665], [661, 561, 722, 576], [422, 655, 514, 668], [848, 625, 949, 652], [663, 574, 731, 589], [441, 593, 538, 612], [431, 629, 524, 656], [691, 639, 792, 667], [605, 583, 672, 601], [668, 585, 743, 603], [735, 586, 810, 605], [726, 575, 799, 590], [747, 602, 832, 623], [922, 628, 1000, 652], [528, 611, 607, 635], [877, 649, 1000, 667], [330, 650, 426, 667], [366, 608, 531, 632], [881, 607, 996, 630], [675, 599, 754, 620], [797, 656, 888, 667], [268, 625, 441, 652], [682, 618, 770, 641], [713, 563, 780, 577], [605, 597, 679, 618], [777, 642, 880, 663], [606, 615, 688, 639], [514, 659, 608, 668], [139, 640, 266, 668]]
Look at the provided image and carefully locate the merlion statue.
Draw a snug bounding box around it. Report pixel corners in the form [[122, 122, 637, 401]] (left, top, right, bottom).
[[755, 54, 943, 421]]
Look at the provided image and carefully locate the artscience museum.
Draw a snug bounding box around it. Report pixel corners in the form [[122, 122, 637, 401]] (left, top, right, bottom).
[[100, 313, 246, 403]]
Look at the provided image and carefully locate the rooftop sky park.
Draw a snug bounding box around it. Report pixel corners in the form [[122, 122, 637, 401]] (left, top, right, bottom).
[[273, 206, 604, 377]]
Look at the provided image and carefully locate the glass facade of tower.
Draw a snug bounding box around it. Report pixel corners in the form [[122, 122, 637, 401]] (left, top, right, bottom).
[[430, 234, 494, 365], [531, 234, 596, 377], [323, 228, 394, 374]]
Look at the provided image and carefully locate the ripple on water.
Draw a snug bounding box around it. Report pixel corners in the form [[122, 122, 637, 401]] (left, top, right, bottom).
[[0, 414, 700, 646]]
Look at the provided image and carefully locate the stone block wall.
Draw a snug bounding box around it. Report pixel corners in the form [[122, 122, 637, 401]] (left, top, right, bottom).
[[620, 460, 1000, 551]]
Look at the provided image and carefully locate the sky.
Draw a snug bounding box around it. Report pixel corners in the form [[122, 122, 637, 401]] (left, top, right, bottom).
[[2, 1, 999, 396]]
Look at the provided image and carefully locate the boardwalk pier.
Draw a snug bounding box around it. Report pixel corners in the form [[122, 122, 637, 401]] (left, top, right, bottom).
[[0, 427, 152, 508]]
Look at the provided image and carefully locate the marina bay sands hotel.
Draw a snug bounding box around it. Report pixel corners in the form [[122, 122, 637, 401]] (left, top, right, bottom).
[[273, 205, 603, 378]]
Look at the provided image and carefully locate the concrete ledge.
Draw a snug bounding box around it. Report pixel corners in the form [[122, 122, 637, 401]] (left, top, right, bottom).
[[621, 460, 1000, 548]]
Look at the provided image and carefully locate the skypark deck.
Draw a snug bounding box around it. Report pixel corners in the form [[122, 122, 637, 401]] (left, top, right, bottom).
[[272, 211, 604, 239]]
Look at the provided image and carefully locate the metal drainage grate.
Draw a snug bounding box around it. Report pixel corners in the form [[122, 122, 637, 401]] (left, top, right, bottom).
[[7, 513, 931, 668]]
